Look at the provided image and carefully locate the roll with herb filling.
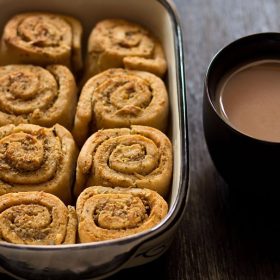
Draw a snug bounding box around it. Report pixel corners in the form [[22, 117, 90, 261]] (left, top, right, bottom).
[[73, 68, 168, 146], [84, 19, 167, 80], [0, 191, 77, 245], [0, 64, 77, 130], [0, 12, 83, 73], [0, 123, 78, 204], [76, 186, 168, 242], [75, 125, 173, 197]]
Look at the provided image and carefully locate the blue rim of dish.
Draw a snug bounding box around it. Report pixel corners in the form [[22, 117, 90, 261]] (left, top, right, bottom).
[[0, 0, 189, 277]]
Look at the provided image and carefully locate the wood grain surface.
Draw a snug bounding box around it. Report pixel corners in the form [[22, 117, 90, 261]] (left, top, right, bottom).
[[1, 1, 280, 280], [109, 0, 280, 279]]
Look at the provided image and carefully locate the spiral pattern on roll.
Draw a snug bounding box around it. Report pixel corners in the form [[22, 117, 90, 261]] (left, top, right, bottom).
[[0, 191, 77, 245], [0, 123, 78, 204], [0, 13, 82, 72], [84, 19, 167, 80], [73, 68, 168, 146], [75, 125, 173, 197], [76, 186, 168, 242], [0, 64, 77, 129]]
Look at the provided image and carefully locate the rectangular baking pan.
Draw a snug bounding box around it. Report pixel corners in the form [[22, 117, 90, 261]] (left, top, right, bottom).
[[0, 0, 189, 279]]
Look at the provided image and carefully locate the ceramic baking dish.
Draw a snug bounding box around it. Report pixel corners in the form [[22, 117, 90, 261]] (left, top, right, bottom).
[[0, 0, 189, 279]]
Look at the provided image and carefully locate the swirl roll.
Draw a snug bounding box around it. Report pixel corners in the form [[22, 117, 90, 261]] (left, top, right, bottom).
[[73, 68, 169, 146], [0, 191, 77, 245], [0, 64, 77, 130], [0, 13, 82, 72], [76, 186, 168, 242], [0, 123, 78, 204], [74, 125, 173, 197], [84, 19, 167, 80]]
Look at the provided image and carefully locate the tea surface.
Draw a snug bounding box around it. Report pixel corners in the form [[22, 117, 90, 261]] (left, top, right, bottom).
[[218, 60, 280, 142]]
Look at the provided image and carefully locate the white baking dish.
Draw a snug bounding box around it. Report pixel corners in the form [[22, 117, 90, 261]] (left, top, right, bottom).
[[0, 0, 189, 279]]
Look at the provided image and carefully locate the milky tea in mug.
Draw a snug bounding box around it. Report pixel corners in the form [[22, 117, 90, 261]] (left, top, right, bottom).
[[216, 60, 280, 142]]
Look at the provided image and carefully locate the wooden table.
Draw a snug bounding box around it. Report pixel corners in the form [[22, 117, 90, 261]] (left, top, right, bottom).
[[109, 0, 280, 279], [2, 1, 280, 279]]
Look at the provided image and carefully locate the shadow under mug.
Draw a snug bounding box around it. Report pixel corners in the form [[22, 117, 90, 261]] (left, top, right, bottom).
[[203, 32, 280, 197]]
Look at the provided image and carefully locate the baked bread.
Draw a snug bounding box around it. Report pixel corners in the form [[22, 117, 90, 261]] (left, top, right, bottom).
[[0, 12, 83, 73], [0, 191, 77, 245], [0, 64, 77, 130], [74, 125, 173, 197], [0, 123, 78, 204], [84, 19, 167, 80], [76, 186, 168, 242], [73, 68, 169, 146]]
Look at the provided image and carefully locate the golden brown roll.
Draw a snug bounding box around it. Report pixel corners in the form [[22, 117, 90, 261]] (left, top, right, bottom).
[[76, 186, 168, 242], [75, 125, 173, 198], [0, 123, 78, 204], [0, 64, 77, 130], [84, 19, 167, 80], [0, 12, 82, 73], [72, 68, 169, 146], [0, 191, 77, 245]]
